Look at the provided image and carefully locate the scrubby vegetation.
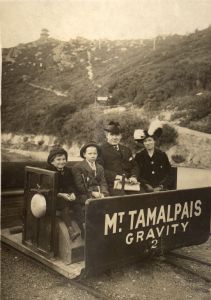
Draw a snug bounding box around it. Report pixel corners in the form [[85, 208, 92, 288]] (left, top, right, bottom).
[[55, 106, 177, 152], [2, 25, 211, 148]]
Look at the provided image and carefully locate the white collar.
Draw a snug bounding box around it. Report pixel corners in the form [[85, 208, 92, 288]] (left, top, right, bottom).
[[86, 160, 96, 169]]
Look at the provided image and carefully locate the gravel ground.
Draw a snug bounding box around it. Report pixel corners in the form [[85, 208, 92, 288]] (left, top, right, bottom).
[[2, 239, 211, 300], [1, 245, 96, 300]]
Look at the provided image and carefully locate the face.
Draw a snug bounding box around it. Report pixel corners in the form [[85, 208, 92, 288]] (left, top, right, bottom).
[[83, 146, 98, 162], [106, 132, 122, 145], [51, 154, 67, 170], [143, 137, 155, 151]]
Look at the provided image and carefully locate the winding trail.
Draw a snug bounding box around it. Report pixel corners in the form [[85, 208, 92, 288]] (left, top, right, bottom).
[[29, 83, 68, 97]]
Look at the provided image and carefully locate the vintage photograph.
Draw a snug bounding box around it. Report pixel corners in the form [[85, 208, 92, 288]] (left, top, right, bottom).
[[1, 0, 211, 299]]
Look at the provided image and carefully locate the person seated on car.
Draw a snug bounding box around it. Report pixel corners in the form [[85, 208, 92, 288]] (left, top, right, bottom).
[[97, 121, 138, 196], [133, 120, 173, 193], [47, 146, 80, 241], [72, 142, 109, 237]]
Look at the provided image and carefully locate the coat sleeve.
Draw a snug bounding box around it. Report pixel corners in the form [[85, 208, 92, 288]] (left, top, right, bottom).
[[159, 153, 173, 189], [72, 165, 90, 197], [97, 154, 117, 184], [99, 167, 110, 196], [133, 153, 152, 186], [66, 168, 78, 194]]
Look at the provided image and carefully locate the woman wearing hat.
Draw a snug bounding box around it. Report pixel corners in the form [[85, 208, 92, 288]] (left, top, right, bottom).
[[98, 121, 138, 195], [133, 121, 173, 192]]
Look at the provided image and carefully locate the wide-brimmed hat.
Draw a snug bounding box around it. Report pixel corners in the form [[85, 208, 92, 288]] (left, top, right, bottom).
[[134, 120, 163, 142], [47, 147, 68, 164], [104, 121, 122, 134], [80, 141, 100, 158]]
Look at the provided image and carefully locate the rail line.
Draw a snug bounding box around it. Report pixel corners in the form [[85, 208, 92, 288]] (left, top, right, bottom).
[[164, 252, 211, 283], [1, 242, 115, 300]]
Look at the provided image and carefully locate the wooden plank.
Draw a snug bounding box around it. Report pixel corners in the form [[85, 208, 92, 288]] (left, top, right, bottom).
[[1, 229, 85, 279], [2, 190, 24, 196]]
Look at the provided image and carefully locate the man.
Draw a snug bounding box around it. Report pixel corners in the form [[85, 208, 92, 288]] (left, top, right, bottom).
[[98, 121, 138, 195]]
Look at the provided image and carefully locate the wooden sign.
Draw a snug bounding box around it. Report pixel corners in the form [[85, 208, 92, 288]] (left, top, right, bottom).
[[85, 187, 211, 274]]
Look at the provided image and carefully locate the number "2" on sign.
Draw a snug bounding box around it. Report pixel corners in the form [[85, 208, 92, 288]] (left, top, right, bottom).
[[151, 239, 158, 249]]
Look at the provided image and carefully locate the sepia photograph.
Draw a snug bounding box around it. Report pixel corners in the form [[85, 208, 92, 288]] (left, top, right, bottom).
[[1, 0, 211, 299]]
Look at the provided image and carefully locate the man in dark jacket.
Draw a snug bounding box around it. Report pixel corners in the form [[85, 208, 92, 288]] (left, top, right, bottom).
[[98, 121, 138, 195]]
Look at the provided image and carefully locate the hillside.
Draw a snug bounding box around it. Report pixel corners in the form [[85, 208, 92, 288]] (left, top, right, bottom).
[[2, 27, 211, 144]]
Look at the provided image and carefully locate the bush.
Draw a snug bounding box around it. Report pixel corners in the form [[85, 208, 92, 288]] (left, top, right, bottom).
[[38, 140, 44, 146], [159, 124, 178, 146], [171, 154, 186, 163]]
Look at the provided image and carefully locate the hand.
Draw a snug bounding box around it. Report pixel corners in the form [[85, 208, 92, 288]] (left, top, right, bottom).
[[91, 191, 101, 198], [129, 177, 138, 184], [115, 175, 123, 181], [153, 186, 162, 192], [69, 193, 76, 200], [145, 184, 154, 192], [57, 193, 75, 201]]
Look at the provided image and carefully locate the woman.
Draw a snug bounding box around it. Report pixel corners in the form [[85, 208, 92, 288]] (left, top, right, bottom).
[[134, 121, 173, 192]]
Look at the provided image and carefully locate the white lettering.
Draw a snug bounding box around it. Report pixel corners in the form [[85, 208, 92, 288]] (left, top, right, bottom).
[[167, 205, 174, 222], [156, 226, 165, 237], [181, 221, 189, 232], [190, 201, 193, 218], [146, 228, 155, 240], [156, 206, 166, 224], [104, 213, 117, 235], [128, 210, 137, 230], [146, 207, 157, 226], [126, 233, 134, 245], [194, 200, 202, 216], [118, 212, 125, 223], [181, 202, 189, 219], [136, 231, 144, 242], [171, 223, 179, 234], [174, 203, 182, 220], [135, 209, 145, 229], [166, 225, 170, 236]]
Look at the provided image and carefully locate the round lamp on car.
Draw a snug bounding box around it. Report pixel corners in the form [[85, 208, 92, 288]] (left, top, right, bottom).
[[31, 193, 47, 218]]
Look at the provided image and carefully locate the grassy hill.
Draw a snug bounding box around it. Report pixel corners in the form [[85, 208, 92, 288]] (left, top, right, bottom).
[[2, 27, 211, 147]]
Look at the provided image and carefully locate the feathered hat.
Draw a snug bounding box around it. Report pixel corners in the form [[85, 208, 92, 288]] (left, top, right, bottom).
[[134, 120, 163, 142], [104, 121, 122, 134]]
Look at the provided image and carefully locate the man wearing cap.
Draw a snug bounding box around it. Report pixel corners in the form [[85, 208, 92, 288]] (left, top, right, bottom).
[[72, 142, 109, 235], [134, 121, 173, 192], [98, 121, 138, 195]]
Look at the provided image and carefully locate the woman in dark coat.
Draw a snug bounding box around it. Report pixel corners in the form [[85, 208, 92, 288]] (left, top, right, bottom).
[[134, 121, 173, 192]]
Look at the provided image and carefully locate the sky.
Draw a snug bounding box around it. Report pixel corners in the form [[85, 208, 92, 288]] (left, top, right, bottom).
[[0, 0, 211, 48]]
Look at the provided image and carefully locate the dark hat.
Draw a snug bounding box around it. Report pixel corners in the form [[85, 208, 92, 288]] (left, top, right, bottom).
[[134, 120, 163, 142], [104, 121, 122, 134], [47, 146, 68, 164], [80, 141, 100, 158]]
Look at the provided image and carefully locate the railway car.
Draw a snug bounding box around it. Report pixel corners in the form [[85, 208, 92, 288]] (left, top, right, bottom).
[[1, 161, 211, 278]]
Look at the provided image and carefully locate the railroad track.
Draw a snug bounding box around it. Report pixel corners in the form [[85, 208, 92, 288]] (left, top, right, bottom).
[[163, 252, 211, 283], [1, 242, 114, 300]]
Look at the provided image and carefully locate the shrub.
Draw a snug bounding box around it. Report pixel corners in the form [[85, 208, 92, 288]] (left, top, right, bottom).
[[38, 140, 44, 146], [159, 124, 178, 146], [171, 154, 186, 163]]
